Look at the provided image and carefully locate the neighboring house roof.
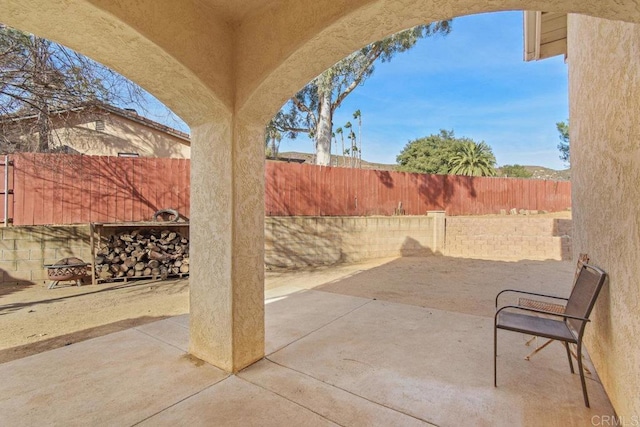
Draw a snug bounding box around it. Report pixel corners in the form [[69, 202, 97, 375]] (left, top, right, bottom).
[[523, 11, 567, 61], [0, 102, 191, 145]]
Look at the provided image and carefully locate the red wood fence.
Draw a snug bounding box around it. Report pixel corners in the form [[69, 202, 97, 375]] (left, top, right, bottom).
[[0, 154, 571, 226], [5, 153, 190, 225], [265, 162, 571, 216]]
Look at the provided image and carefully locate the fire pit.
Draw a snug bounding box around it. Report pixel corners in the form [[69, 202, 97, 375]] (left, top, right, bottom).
[[46, 257, 90, 289]]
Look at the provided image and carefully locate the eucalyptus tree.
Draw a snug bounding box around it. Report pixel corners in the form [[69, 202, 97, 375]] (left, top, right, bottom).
[[269, 21, 452, 165]]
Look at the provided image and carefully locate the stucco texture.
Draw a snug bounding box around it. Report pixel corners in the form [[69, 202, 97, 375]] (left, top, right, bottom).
[[569, 14, 640, 421]]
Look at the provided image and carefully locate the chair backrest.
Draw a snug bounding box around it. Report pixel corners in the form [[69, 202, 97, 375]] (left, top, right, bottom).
[[564, 263, 607, 336]]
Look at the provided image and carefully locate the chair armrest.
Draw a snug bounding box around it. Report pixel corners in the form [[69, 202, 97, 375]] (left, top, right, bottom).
[[495, 289, 568, 308], [495, 304, 590, 323]]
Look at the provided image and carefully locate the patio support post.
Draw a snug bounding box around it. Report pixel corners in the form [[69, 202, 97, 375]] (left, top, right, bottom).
[[188, 113, 265, 372]]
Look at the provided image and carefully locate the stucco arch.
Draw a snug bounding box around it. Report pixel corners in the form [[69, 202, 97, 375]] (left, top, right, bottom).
[[0, 0, 233, 127], [239, 0, 640, 125]]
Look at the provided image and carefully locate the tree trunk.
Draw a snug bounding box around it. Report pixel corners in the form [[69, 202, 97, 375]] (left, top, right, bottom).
[[33, 36, 51, 153], [37, 105, 50, 153], [315, 92, 332, 166]]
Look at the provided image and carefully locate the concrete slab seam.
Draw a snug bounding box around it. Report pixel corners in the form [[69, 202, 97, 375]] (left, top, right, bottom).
[[233, 375, 345, 427], [165, 317, 189, 328], [129, 374, 232, 426], [131, 327, 189, 354], [262, 356, 438, 427], [266, 295, 374, 356]]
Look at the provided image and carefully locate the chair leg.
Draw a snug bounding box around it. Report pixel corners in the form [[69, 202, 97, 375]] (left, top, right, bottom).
[[568, 344, 591, 375], [494, 325, 498, 387], [564, 342, 575, 374], [577, 342, 590, 408]]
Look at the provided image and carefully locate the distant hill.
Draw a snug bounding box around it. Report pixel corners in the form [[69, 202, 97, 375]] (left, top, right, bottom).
[[275, 152, 397, 171], [522, 165, 570, 181], [273, 152, 570, 180]]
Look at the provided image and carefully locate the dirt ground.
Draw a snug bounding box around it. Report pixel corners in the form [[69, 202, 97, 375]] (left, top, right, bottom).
[[0, 253, 575, 364]]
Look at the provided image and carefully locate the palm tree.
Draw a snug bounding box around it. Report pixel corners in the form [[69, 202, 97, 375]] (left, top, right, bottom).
[[336, 127, 344, 166], [448, 141, 497, 177], [344, 121, 353, 167], [353, 110, 362, 168]]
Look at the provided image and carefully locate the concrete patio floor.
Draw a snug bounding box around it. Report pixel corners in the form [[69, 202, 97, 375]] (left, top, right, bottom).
[[0, 257, 615, 426]]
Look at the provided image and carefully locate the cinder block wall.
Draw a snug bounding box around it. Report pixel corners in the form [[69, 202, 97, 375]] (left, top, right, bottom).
[[265, 215, 440, 268], [1, 226, 92, 284], [1, 215, 571, 284], [444, 216, 572, 261]]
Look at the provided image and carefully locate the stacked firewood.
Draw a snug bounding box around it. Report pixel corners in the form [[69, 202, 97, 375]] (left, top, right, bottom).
[[95, 229, 189, 281]]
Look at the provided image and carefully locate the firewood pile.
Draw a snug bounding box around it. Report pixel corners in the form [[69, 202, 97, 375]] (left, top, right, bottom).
[[95, 228, 189, 281]]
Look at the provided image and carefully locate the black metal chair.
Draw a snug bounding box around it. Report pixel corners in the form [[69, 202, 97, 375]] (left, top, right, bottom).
[[494, 263, 607, 407]]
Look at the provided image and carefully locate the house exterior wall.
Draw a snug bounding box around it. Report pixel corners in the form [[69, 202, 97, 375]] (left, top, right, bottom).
[[5, 109, 190, 158], [69, 113, 190, 158], [569, 14, 640, 420]]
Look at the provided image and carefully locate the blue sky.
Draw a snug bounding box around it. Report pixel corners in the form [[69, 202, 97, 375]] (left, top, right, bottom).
[[148, 11, 569, 170]]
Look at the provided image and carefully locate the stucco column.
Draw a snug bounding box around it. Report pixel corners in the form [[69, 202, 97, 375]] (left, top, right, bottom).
[[188, 113, 265, 372]]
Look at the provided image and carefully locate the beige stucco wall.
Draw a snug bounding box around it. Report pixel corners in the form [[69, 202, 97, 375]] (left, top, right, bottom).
[[569, 14, 640, 420], [9, 110, 190, 158], [69, 113, 190, 158]]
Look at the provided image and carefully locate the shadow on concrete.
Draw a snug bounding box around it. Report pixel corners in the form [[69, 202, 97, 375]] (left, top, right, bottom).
[[0, 315, 169, 364], [316, 256, 578, 318], [399, 236, 435, 257], [0, 271, 36, 297], [0, 277, 188, 315]]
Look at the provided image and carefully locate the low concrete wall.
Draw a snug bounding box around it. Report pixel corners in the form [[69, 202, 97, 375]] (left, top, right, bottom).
[[265, 214, 443, 268], [0, 214, 573, 284], [444, 216, 572, 261], [1, 225, 92, 284]]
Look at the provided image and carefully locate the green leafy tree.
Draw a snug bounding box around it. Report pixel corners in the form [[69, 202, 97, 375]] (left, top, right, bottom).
[[448, 141, 497, 176], [397, 129, 496, 176], [270, 21, 452, 166], [557, 120, 569, 165], [499, 164, 533, 178], [396, 130, 463, 174]]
